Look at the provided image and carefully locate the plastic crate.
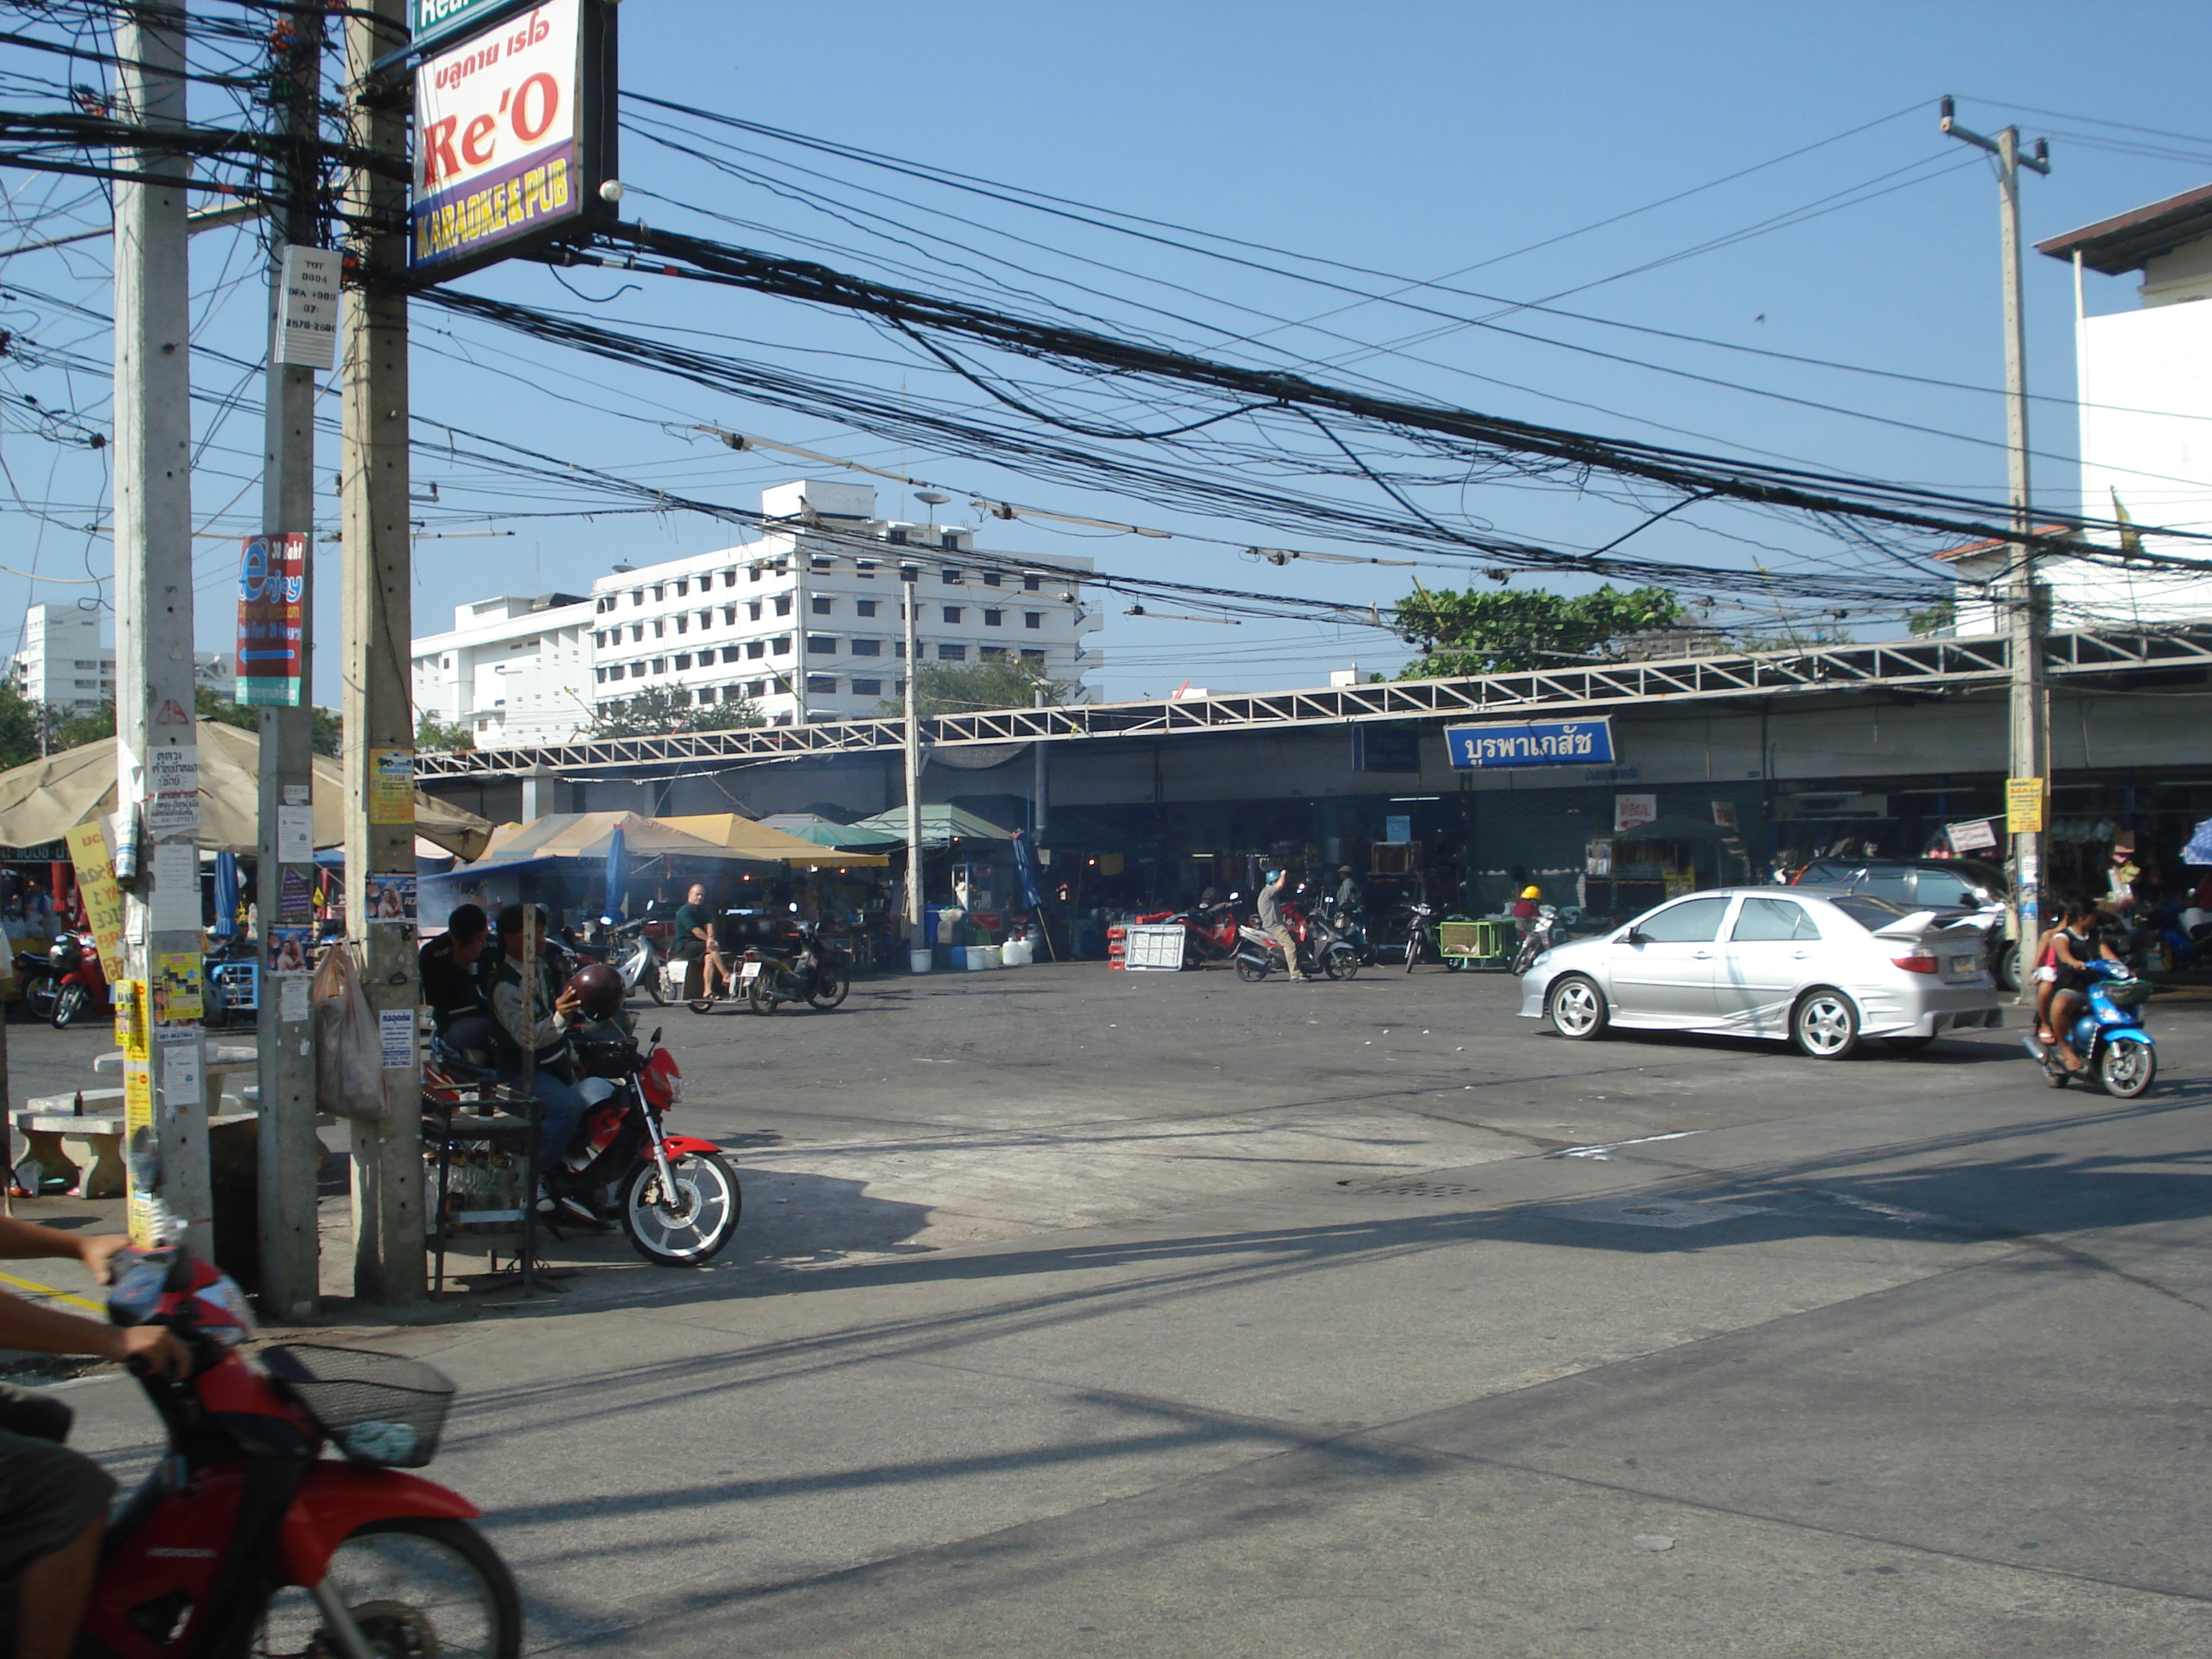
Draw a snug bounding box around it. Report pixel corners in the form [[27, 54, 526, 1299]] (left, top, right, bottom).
[[1121, 924, 1187, 971]]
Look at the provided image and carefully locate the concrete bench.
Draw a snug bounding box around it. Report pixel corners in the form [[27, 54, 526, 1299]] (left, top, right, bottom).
[[12, 1106, 258, 1199]]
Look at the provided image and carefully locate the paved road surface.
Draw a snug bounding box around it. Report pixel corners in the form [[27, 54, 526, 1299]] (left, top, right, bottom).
[[13, 963, 2211, 1654]]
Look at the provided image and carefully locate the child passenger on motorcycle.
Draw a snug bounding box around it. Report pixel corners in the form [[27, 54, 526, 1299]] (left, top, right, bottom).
[[0, 1216, 187, 1659], [2045, 899, 2121, 1073]]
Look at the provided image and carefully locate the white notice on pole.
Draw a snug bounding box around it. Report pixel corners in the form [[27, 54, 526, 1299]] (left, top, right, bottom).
[[145, 745, 199, 838], [379, 1007, 415, 1072], [277, 805, 313, 863], [274, 246, 341, 370], [279, 975, 310, 1025], [149, 841, 198, 932], [162, 1038, 203, 1112]]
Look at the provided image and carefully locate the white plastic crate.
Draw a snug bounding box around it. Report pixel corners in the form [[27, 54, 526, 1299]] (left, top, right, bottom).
[[1120, 924, 1186, 971]]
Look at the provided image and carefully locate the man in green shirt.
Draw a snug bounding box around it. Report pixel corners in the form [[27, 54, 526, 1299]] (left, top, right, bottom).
[[672, 881, 727, 1000]]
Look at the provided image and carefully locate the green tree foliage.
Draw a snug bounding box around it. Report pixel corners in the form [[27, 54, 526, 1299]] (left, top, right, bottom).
[[586, 685, 764, 738], [196, 685, 342, 756], [415, 712, 476, 752], [1907, 599, 1956, 638], [49, 701, 115, 751], [1391, 585, 1686, 677], [0, 682, 45, 770], [879, 656, 1074, 718]]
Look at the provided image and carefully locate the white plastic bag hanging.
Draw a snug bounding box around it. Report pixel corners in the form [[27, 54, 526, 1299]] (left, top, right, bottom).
[[312, 943, 387, 1123]]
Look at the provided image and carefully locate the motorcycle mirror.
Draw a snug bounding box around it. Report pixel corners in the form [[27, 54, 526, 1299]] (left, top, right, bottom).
[[648, 1027, 662, 1047]]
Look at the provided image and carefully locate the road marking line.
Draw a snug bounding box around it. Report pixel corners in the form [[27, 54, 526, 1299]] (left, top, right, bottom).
[[1547, 1130, 1704, 1161], [0, 1267, 102, 1313]]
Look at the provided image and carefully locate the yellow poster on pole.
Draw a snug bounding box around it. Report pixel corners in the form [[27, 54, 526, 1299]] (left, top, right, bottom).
[[122, 1056, 156, 1245], [63, 819, 127, 985], [368, 748, 415, 824], [2006, 777, 2046, 835]]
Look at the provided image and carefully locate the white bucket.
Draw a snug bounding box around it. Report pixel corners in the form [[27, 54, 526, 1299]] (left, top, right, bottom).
[[909, 949, 932, 974]]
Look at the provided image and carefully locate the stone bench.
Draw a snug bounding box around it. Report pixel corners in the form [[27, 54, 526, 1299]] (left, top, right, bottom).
[[12, 1105, 258, 1199]]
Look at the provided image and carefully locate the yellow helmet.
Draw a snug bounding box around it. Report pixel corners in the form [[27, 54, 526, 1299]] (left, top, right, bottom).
[[1520, 885, 1541, 899]]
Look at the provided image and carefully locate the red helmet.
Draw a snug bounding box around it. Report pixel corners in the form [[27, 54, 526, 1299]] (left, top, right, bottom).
[[565, 961, 628, 1019]]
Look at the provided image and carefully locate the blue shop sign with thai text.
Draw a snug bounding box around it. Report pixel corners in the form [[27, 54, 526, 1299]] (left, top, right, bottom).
[[1444, 717, 1614, 770]]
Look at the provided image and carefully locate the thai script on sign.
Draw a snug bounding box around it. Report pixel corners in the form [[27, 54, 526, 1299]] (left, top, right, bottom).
[[1443, 717, 1614, 770]]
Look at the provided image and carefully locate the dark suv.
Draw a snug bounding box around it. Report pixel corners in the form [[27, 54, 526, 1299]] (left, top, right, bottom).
[[1793, 858, 2015, 989]]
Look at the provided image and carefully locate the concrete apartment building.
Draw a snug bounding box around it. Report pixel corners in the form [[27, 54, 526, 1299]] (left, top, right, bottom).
[[8, 603, 235, 713], [412, 480, 1100, 747], [409, 592, 597, 749], [1946, 182, 2212, 631]]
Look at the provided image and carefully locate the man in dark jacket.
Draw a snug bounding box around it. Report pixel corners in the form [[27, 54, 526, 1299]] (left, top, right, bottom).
[[488, 905, 590, 1221], [418, 904, 492, 1040]]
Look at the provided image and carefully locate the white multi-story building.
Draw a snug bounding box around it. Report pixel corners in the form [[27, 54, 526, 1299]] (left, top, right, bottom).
[[1946, 184, 2212, 632], [408, 481, 1101, 747], [7, 604, 235, 713], [409, 593, 597, 748]]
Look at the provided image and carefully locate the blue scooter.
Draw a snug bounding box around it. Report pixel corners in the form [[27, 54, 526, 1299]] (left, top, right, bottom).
[[2023, 957, 2157, 1097]]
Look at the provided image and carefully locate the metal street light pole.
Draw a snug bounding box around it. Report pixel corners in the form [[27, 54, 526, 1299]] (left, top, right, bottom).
[[1943, 96, 2051, 984]]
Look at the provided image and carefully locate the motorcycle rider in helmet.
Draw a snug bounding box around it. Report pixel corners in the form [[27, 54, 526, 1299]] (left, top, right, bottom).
[[1256, 868, 1309, 983], [489, 904, 593, 1223], [1511, 883, 1542, 938]]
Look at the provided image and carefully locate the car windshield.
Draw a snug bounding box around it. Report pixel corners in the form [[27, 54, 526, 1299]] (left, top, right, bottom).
[[1827, 894, 1910, 932]]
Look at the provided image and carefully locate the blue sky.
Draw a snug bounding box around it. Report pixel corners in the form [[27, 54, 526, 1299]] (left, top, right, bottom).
[[5, 1, 2212, 703]]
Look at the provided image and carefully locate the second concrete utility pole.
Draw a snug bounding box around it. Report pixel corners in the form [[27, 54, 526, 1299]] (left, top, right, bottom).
[[1942, 96, 2051, 971]]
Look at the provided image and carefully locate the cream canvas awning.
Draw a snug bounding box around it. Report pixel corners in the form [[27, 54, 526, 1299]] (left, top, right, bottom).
[[0, 721, 494, 858]]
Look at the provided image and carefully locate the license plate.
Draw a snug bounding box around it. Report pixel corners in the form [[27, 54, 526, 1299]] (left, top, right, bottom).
[[1950, 955, 1977, 975], [740, 961, 761, 981]]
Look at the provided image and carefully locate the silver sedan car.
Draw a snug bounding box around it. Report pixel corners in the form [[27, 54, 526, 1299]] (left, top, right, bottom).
[[1518, 886, 2005, 1059]]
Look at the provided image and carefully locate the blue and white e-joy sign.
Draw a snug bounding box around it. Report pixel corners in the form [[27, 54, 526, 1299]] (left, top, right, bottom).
[[1444, 717, 1614, 770]]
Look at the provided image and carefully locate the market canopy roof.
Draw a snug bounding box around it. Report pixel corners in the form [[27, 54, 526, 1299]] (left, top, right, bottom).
[[661, 811, 889, 868], [850, 804, 1017, 847], [754, 812, 905, 853], [0, 721, 493, 858], [470, 810, 881, 871]]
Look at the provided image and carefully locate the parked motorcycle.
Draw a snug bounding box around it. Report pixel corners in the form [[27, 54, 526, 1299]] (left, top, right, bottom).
[[4, 1145, 521, 1658], [1401, 902, 1452, 973], [11, 941, 59, 1022], [1136, 898, 1242, 968], [45, 927, 110, 1028], [734, 921, 852, 1015], [557, 1017, 742, 1264], [1511, 905, 1564, 976], [2023, 957, 2157, 1097], [571, 911, 669, 1006]]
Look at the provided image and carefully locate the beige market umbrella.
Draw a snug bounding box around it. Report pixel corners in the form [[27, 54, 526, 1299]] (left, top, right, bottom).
[[0, 721, 494, 858], [660, 811, 890, 868]]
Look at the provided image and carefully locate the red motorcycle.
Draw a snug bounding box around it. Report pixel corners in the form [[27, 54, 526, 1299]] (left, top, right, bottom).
[[13, 1226, 519, 1657], [45, 927, 111, 1028], [557, 1018, 742, 1266], [1136, 898, 1243, 968]]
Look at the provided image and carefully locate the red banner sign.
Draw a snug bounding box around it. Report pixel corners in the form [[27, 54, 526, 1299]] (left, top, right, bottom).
[[237, 534, 306, 706]]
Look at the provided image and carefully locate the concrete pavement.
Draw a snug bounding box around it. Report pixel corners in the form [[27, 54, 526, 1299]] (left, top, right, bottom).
[[14, 962, 2212, 1653]]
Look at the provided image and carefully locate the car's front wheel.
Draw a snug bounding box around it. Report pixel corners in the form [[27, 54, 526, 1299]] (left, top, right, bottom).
[[1791, 988, 1861, 1060], [1547, 974, 1609, 1040]]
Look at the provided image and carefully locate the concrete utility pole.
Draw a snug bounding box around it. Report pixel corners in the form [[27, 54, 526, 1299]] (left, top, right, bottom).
[[1942, 97, 2051, 971], [112, 2, 210, 1248], [901, 562, 924, 961], [254, 1, 326, 1319], [341, 0, 423, 1304]]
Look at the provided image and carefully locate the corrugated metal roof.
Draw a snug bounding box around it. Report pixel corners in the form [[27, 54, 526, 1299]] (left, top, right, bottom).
[[2037, 181, 2212, 276]]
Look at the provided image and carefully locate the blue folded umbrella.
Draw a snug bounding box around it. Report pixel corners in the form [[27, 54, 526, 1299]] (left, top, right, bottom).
[[212, 850, 240, 939], [601, 823, 628, 925]]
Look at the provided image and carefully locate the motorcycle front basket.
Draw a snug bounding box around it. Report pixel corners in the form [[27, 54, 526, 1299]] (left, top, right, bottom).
[[2103, 977, 2154, 1008], [260, 1344, 455, 1468]]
